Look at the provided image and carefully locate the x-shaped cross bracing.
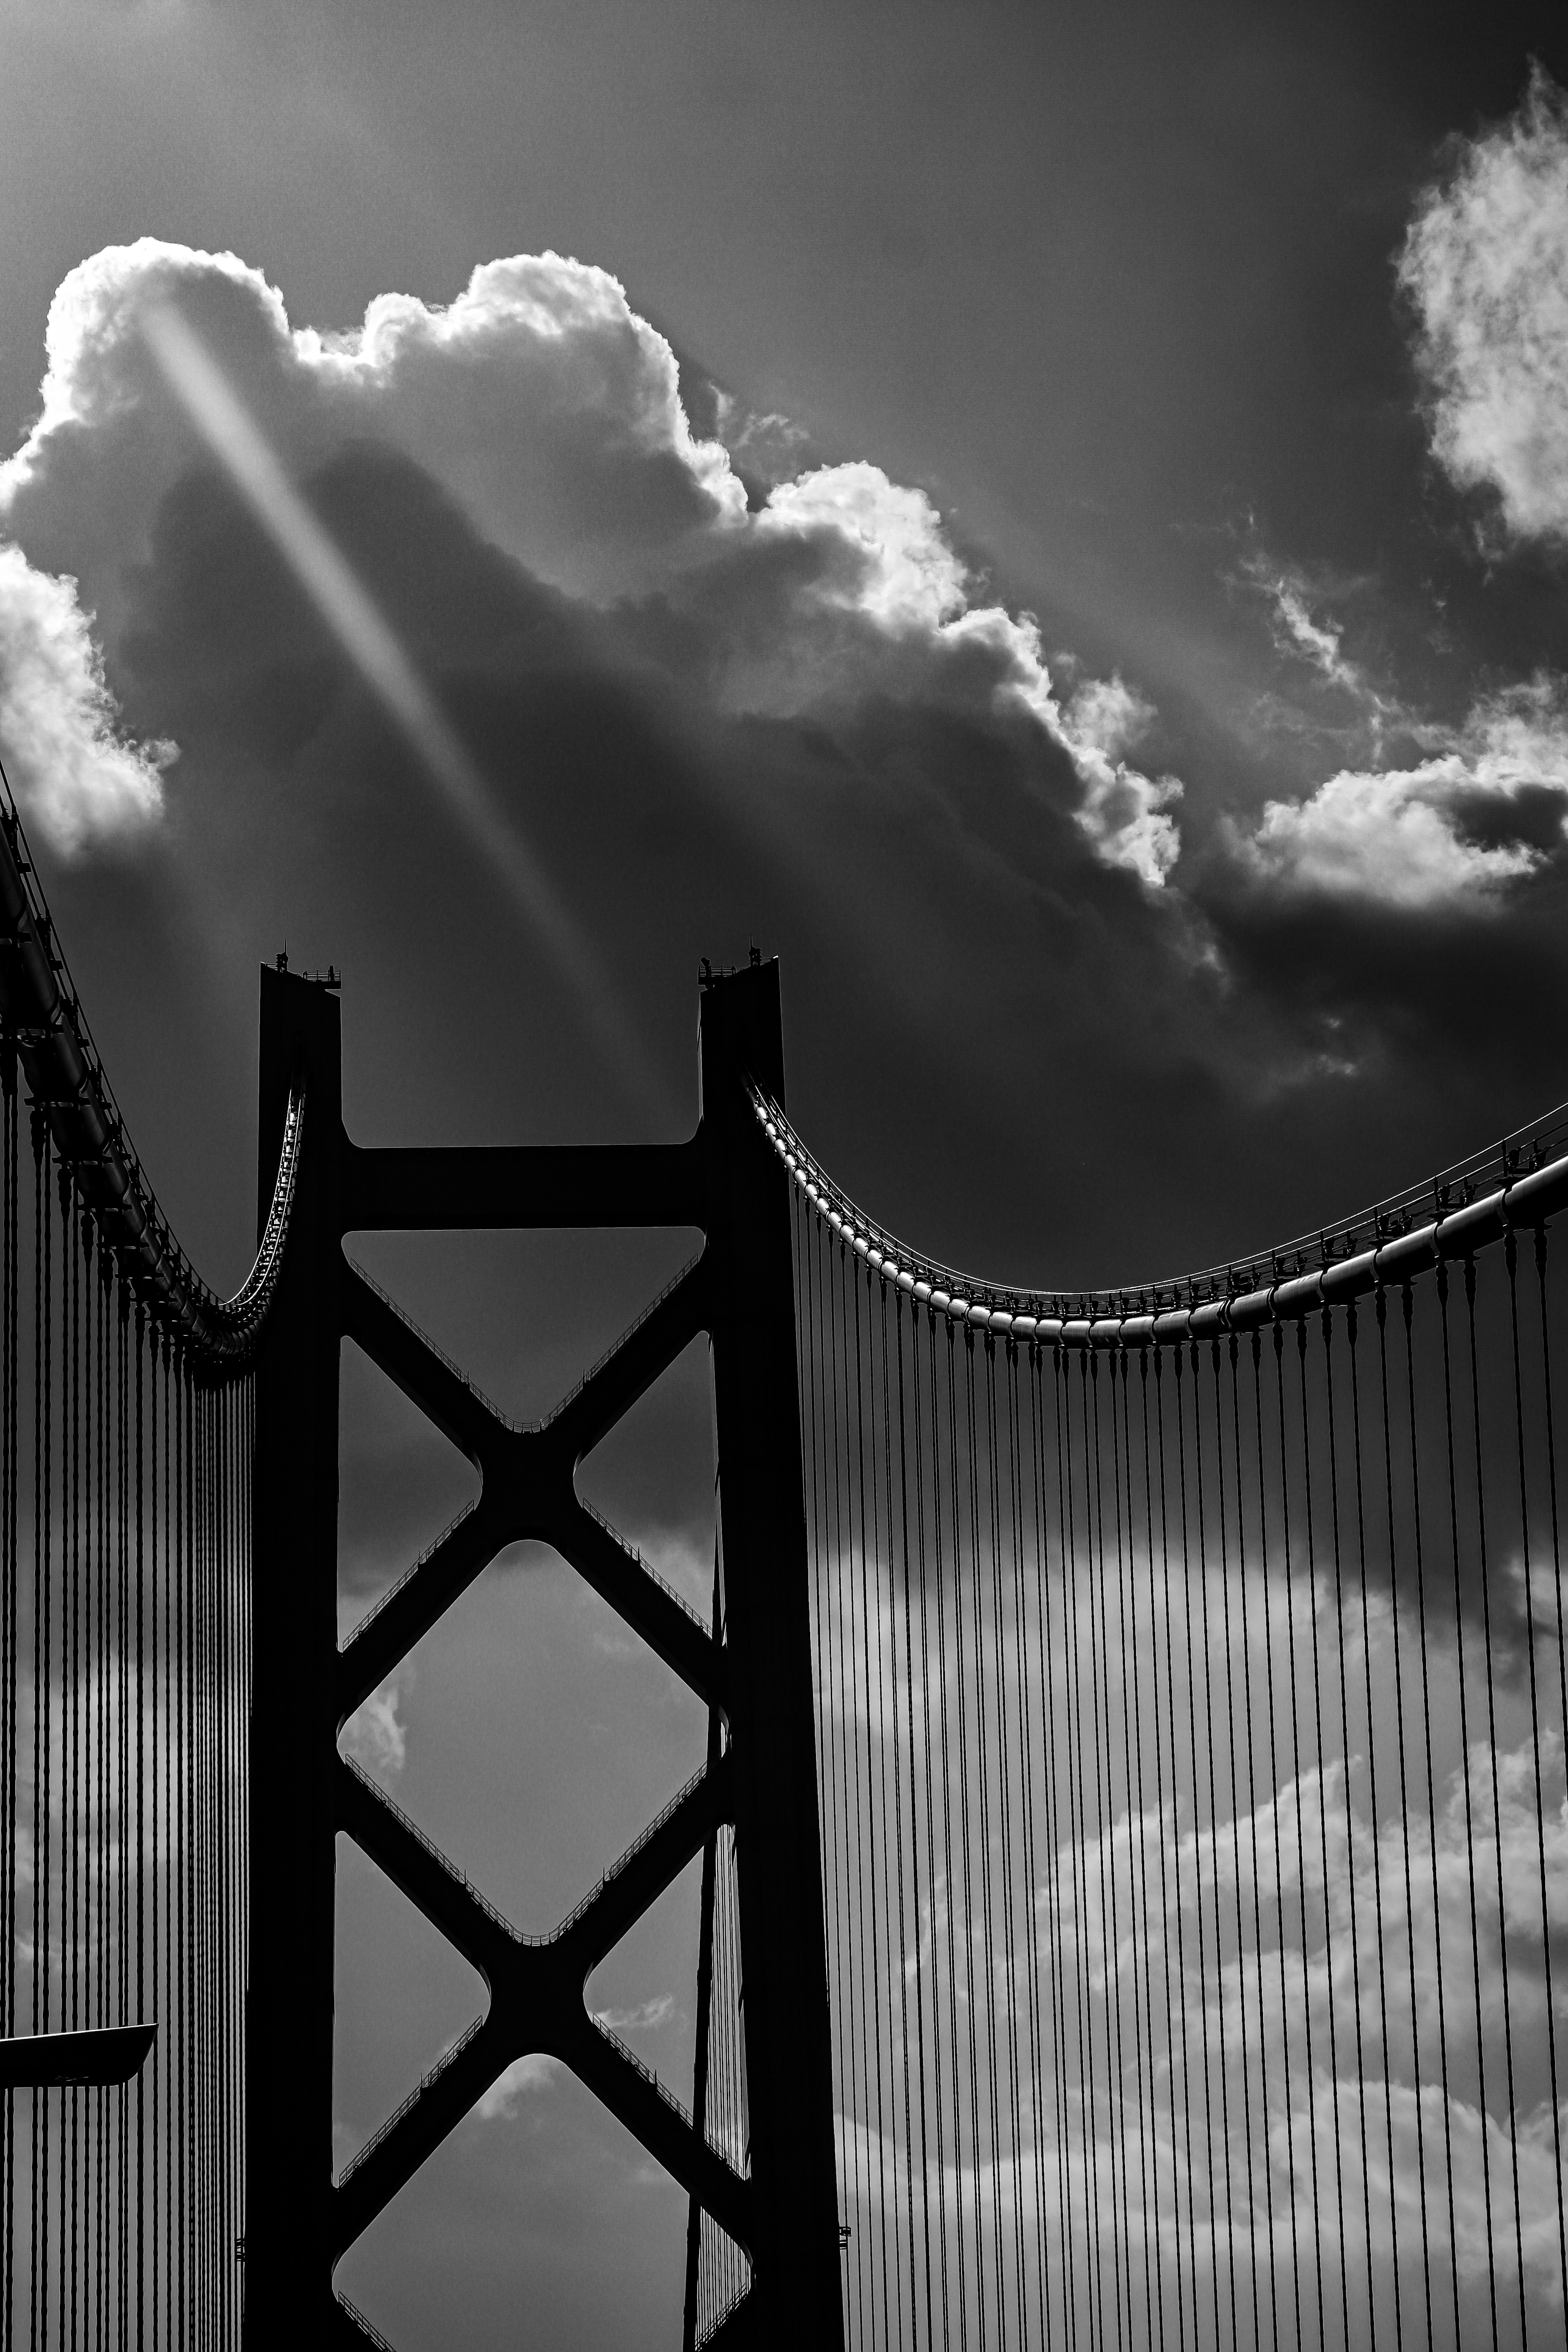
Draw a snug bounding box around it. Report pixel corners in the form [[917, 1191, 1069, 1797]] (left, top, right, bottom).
[[330, 1249, 748, 2262]]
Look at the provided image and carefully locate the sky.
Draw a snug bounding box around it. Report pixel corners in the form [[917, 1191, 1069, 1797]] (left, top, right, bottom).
[[3, 2, 1568, 2343]]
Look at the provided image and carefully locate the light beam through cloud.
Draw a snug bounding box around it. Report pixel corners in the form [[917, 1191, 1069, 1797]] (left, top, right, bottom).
[[139, 297, 662, 1122]]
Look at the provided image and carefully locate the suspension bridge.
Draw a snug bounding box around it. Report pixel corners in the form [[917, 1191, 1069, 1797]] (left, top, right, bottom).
[[0, 765, 1565, 2352]]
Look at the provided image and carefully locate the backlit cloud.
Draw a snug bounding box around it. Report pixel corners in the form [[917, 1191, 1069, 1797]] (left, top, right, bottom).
[[0, 238, 1183, 894], [0, 541, 172, 853]]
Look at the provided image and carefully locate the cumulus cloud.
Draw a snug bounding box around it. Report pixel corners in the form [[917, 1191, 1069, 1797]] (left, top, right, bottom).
[[1400, 70, 1568, 548], [0, 237, 1182, 890], [0, 542, 172, 853], [1228, 679, 1568, 909]]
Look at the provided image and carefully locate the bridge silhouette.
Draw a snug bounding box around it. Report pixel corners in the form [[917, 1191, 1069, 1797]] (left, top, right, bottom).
[[0, 764, 1566, 2349]]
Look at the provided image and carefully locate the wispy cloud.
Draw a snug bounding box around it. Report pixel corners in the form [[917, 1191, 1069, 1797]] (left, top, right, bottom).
[[593, 1993, 677, 2034]]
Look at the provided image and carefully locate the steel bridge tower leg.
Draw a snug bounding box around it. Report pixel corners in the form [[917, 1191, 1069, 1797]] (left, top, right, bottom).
[[245, 967, 345, 2345], [699, 962, 844, 2347]]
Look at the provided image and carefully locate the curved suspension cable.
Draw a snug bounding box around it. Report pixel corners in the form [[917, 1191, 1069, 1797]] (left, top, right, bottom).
[[751, 1085, 1568, 1342], [0, 770, 302, 1368]]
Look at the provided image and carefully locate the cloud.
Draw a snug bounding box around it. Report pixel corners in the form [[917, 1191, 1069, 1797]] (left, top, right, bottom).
[[341, 1677, 409, 1777], [475, 2051, 557, 2121], [822, 1494, 1568, 2336], [1057, 668, 1181, 886], [1267, 577, 1363, 694], [1241, 559, 1390, 722], [1226, 679, 1568, 909], [592, 1994, 677, 2035], [841, 1707, 1568, 2334], [0, 541, 172, 853], [0, 238, 1183, 893], [1400, 70, 1568, 548]]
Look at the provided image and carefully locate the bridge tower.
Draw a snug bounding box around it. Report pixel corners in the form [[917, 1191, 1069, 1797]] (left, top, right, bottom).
[[242, 958, 844, 2350]]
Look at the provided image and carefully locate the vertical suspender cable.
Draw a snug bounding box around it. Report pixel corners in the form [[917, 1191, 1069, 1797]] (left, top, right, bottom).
[[1298, 1311, 1350, 2349], [1436, 1260, 1498, 2352], [1084, 1354, 1129, 2350], [1152, 1346, 1196, 2352], [1007, 1342, 1049, 2347], [986, 1337, 1025, 2342], [1190, 1338, 1238, 2352], [135, 1310, 147, 2350], [1462, 1256, 1528, 2335], [963, 1332, 1003, 2341], [1135, 1350, 1176, 2352], [1173, 1343, 1223, 2350], [65, 1181, 78, 2350], [952, 1317, 987, 2343], [1214, 1334, 1262, 2352], [36, 1131, 52, 2352], [1401, 1278, 1461, 2346], [894, 1293, 937, 2350], [1531, 1225, 1568, 2317], [880, 1283, 918, 2348], [1110, 1350, 1154, 2348], [1375, 1285, 1433, 2343], [931, 1304, 968, 2352], [1059, 1343, 1101, 2346], [911, 1302, 953, 2352], [1276, 1319, 1325, 2340], [829, 1238, 866, 2343], [1345, 1300, 1403, 2352], [851, 1257, 891, 2333], [1036, 1343, 1078, 2352], [1322, 1306, 1376, 2348], [0, 1037, 13, 2352], [1251, 1328, 1302, 2352]]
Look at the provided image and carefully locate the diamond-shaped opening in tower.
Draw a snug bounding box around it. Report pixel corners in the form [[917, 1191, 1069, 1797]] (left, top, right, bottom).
[[332, 1831, 490, 2186], [344, 1226, 704, 1432], [339, 1319, 481, 1646], [583, 1846, 704, 2132], [355, 1534, 714, 1942], [573, 1326, 717, 1626], [334, 2036, 695, 2348]]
